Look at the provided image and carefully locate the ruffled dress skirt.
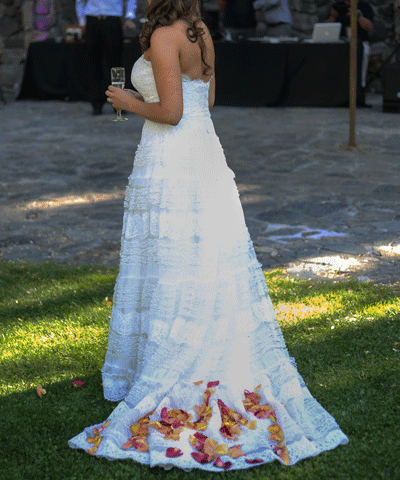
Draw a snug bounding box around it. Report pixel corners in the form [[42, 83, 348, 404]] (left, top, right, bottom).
[[68, 99, 348, 471]]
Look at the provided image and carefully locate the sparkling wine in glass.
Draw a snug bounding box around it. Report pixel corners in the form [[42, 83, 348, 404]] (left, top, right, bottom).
[[111, 67, 128, 121]]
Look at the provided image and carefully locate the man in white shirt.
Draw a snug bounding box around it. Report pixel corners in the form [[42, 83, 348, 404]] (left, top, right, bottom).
[[76, 0, 137, 115]]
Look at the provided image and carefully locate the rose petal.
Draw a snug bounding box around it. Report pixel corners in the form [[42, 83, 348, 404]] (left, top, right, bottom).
[[160, 407, 169, 421], [245, 458, 264, 464], [37, 384, 46, 397], [215, 443, 229, 455], [207, 381, 220, 388], [193, 380, 204, 386], [87, 445, 98, 455], [166, 447, 183, 458], [228, 445, 245, 459], [274, 445, 290, 464], [247, 420, 257, 430], [254, 384, 262, 392], [72, 380, 86, 388], [213, 457, 225, 468], [213, 456, 233, 470], [132, 438, 149, 452], [193, 422, 208, 431], [191, 452, 211, 464], [203, 438, 218, 456], [122, 438, 135, 450]]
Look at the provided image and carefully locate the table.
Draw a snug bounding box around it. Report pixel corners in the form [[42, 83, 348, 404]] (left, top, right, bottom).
[[17, 40, 364, 107]]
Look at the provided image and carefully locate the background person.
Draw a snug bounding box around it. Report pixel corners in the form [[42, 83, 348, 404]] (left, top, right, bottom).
[[217, 0, 257, 41], [326, 0, 374, 95], [76, 0, 138, 115], [253, 0, 292, 38]]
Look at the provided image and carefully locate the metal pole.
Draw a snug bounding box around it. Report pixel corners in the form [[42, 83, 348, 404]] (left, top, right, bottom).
[[348, 0, 358, 148]]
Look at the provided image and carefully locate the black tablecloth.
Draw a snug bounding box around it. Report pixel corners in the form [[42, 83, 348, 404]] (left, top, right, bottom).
[[17, 40, 364, 107]]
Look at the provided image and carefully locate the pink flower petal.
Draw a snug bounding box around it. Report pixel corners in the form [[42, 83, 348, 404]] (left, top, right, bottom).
[[191, 452, 210, 464], [72, 380, 86, 388], [207, 381, 220, 388], [166, 447, 183, 458], [213, 457, 225, 468], [213, 457, 233, 470], [160, 407, 169, 420]]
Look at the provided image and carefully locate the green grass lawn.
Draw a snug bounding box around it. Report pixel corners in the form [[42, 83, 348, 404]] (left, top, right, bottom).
[[0, 260, 399, 480]]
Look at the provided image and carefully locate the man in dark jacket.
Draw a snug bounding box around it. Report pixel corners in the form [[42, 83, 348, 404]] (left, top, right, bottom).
[[217, 0, 257, 41]]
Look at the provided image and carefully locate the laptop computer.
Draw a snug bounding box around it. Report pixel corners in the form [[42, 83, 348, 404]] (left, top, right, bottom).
[[311, 23, 342, 43]]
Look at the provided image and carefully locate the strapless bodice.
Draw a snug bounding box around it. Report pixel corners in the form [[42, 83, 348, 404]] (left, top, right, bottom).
[[131, 55, 212, 123]]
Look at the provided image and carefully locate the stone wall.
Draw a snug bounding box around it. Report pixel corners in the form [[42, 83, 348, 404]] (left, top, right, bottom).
[[0, 0, 398, 95]]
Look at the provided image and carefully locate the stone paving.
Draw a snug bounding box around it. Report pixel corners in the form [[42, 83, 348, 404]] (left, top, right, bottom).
[[1, 93, 400, 285]]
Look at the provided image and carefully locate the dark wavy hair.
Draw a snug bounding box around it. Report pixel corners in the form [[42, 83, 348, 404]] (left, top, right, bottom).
[[139, 0, 212, 77]]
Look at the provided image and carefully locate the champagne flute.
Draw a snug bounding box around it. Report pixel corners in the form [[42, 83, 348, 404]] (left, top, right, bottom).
[[111, 67, 128, 121]]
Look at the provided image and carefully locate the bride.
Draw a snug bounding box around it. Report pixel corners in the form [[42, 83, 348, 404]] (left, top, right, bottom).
[[68, 0, 348, 471]]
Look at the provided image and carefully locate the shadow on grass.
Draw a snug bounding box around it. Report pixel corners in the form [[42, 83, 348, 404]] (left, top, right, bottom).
[[0, 263, 117, 328]]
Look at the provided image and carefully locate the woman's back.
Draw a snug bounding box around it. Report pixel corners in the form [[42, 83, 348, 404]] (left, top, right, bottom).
[[142, 18, 216, 109]]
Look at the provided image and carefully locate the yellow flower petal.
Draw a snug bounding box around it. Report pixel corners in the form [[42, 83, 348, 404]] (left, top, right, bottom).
[[86, 436, 98, 444], [130, 424, 141, 435], [254, 384, 262, 392], [193, 380, 204, 386], [203, 438, 218, 456], [215, 444, 229, 455], [194, 422, 208, 431], [247, 420, 257, 430]]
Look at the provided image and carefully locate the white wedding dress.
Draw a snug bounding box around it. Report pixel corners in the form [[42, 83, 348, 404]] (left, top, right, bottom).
[[68, 55, 348, 471]]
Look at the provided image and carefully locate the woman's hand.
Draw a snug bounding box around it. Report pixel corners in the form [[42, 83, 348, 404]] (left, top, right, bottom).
[[105, 86, 142, 111]]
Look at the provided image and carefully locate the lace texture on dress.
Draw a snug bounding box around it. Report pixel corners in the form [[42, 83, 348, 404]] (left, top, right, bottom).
[[68, 55, 348, 471]]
